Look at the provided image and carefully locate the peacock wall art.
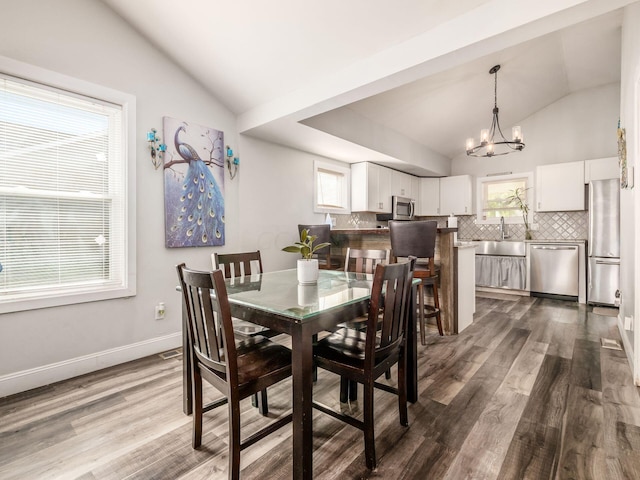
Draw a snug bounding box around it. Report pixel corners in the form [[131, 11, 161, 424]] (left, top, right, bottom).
[[163, 116, 225, 248]]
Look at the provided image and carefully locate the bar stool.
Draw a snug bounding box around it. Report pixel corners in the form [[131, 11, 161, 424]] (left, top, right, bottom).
[[389, 220, 443, 344]]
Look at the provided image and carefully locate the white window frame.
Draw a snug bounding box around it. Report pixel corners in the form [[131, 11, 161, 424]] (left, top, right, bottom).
[[0, 56, 136, 314], [313, 159, 351, 214], [475, 172, 534, 225]]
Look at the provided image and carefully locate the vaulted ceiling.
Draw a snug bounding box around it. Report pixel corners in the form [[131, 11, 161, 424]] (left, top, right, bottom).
[[101, 0, 632, 175]]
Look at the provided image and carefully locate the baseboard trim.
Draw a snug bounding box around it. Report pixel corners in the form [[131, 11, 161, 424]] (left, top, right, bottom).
[[0, 332, 182, 398]]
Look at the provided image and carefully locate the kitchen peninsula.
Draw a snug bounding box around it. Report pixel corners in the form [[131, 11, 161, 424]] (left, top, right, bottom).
[[330, 227, 474, 334]]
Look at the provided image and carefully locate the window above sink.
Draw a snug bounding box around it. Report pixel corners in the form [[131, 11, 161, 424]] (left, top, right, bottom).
[[476, 172, 534, 225]]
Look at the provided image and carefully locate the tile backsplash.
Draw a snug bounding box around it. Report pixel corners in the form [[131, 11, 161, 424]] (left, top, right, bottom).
[[456, 211, 588, 241], [333, 210, 588, 241]]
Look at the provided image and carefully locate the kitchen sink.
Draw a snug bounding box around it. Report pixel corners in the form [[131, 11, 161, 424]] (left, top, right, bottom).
[[473, 240, 526, 257]]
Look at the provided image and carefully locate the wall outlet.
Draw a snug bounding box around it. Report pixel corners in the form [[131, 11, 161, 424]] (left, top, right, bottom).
[[625, 315, 633, 331], [155, 302, 166, 320]]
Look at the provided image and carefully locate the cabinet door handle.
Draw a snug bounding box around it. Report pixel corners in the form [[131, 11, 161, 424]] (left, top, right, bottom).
[[538, 201, 541, 209]]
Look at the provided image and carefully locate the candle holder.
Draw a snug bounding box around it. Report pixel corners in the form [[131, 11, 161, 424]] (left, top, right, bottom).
[[226, 145, 240, 180], [147, 128, 167, 170]]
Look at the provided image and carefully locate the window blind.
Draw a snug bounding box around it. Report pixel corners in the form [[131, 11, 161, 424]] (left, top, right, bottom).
[[0, 75, 126, 303]]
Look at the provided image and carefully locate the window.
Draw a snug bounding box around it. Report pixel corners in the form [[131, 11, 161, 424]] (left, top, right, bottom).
[[0, 64, 135, 313], [476, 173, 533, 224], [314, 160, 350, 214]]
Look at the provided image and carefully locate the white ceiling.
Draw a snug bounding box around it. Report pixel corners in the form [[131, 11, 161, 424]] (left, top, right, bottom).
[[100, 0, 630, 175]]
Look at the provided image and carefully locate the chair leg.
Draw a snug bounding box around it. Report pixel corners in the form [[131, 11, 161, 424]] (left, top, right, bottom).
[[257, 389, 268, 416], [349, 380, 358, 401], [363, 380, 377, 469], [432, 281, 443, 336], [228, 399, 242, 480], [340, 377, 349, 403], [192, 368, 203, 449], [418, 283, 426, 345], [398, 352, 408, 427]]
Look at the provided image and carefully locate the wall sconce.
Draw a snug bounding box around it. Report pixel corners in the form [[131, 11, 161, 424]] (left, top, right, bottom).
[[147, 128, 167, 170], [226, 145, 239, 180]]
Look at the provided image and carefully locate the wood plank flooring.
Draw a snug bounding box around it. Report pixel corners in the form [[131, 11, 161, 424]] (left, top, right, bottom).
[[2, 294, 640, 479]]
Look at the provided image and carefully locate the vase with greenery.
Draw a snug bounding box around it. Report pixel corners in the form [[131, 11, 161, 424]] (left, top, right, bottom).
[[506, 187, 532, 240], [282, 228, 331, 284]]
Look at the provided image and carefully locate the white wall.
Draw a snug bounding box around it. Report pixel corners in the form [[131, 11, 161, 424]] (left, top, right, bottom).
[[451, 83, 620, 176], [620, 3, 640, 383], [0, 0, 334, 397], [237, 136, 330, 272]]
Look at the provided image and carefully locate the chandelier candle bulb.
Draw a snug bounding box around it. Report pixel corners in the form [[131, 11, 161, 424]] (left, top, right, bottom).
[[512, 126, 522, 142], [466, 138, 475, 152], [480, 129, 489, 144]]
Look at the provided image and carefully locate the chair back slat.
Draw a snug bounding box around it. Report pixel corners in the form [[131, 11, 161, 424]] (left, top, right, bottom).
[[365, 258, 415, 367], [213, 251, 263, 278], [177, 264, 238, 381]]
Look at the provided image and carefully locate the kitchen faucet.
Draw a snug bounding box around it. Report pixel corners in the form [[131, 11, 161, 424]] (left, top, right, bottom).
[[500, 216, 510, 240]]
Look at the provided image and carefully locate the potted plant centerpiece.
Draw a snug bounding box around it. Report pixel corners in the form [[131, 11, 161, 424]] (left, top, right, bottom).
[[282, 228, 331, 285]]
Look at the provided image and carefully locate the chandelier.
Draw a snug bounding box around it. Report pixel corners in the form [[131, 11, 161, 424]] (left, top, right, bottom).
[[466, 65, 524, 157]]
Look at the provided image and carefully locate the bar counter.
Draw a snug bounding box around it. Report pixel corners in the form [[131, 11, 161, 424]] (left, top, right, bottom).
[[329, 227, 461, 334]]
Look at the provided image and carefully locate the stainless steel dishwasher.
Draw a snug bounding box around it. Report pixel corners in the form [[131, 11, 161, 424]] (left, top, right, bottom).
[[529, 243, 580, 299]]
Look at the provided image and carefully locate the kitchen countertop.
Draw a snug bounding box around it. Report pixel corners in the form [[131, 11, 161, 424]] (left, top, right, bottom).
[[331, 227, 458, 235], [458, 238, 586, 243]]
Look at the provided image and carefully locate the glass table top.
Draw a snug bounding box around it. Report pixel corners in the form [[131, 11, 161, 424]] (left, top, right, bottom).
[[225, 269, 374, 321]]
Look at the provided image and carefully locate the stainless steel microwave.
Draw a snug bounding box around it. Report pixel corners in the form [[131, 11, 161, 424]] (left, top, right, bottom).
[[392, 196, 415, 220]]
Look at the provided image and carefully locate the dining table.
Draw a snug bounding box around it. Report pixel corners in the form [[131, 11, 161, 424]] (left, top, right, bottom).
[[179, 268, 418, 479]]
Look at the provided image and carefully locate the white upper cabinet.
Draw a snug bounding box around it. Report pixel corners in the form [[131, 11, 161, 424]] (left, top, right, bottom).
[[440, 175, 473, 215], [411, 176, 421, 204], [419, 178, 440, 216], [351, 162, 392, 213], [535, 161, 585, 211], [391, 170, 412, 198], [584, 157, 619, 182]]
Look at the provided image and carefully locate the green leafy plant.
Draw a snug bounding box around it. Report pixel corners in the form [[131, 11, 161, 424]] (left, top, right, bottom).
[[282, 228, 331, 260], [506, 187, 532, 240]]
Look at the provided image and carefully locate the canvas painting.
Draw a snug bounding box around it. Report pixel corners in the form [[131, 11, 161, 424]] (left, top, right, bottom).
[[163, 117, 225, 247]]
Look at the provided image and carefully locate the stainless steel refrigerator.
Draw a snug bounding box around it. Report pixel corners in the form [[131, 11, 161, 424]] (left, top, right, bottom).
[[588, 178, 620, 305]]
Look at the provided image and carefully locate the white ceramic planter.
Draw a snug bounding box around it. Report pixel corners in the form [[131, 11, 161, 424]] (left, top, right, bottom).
[[297, 258, 319, 285]]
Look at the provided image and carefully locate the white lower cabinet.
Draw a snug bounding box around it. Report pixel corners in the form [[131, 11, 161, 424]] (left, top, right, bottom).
[[456, 245, 476, 333]]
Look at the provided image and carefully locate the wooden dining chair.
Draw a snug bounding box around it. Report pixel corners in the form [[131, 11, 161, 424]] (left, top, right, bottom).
[[213, 250, 277, 413], [312, 257, 416, 470], [176, 264, 292, 480], [389, 220, 443, 343], [339, 247, 390, 402], [212, 251, 274, 337], [297, 224, 333, 269], [343, 247, 389, 274]]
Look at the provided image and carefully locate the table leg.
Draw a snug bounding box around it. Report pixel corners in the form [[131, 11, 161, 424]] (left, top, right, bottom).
[[407, 283, 418, 403], [291, 325, 314, 479], [182, 300, 192, 415]]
